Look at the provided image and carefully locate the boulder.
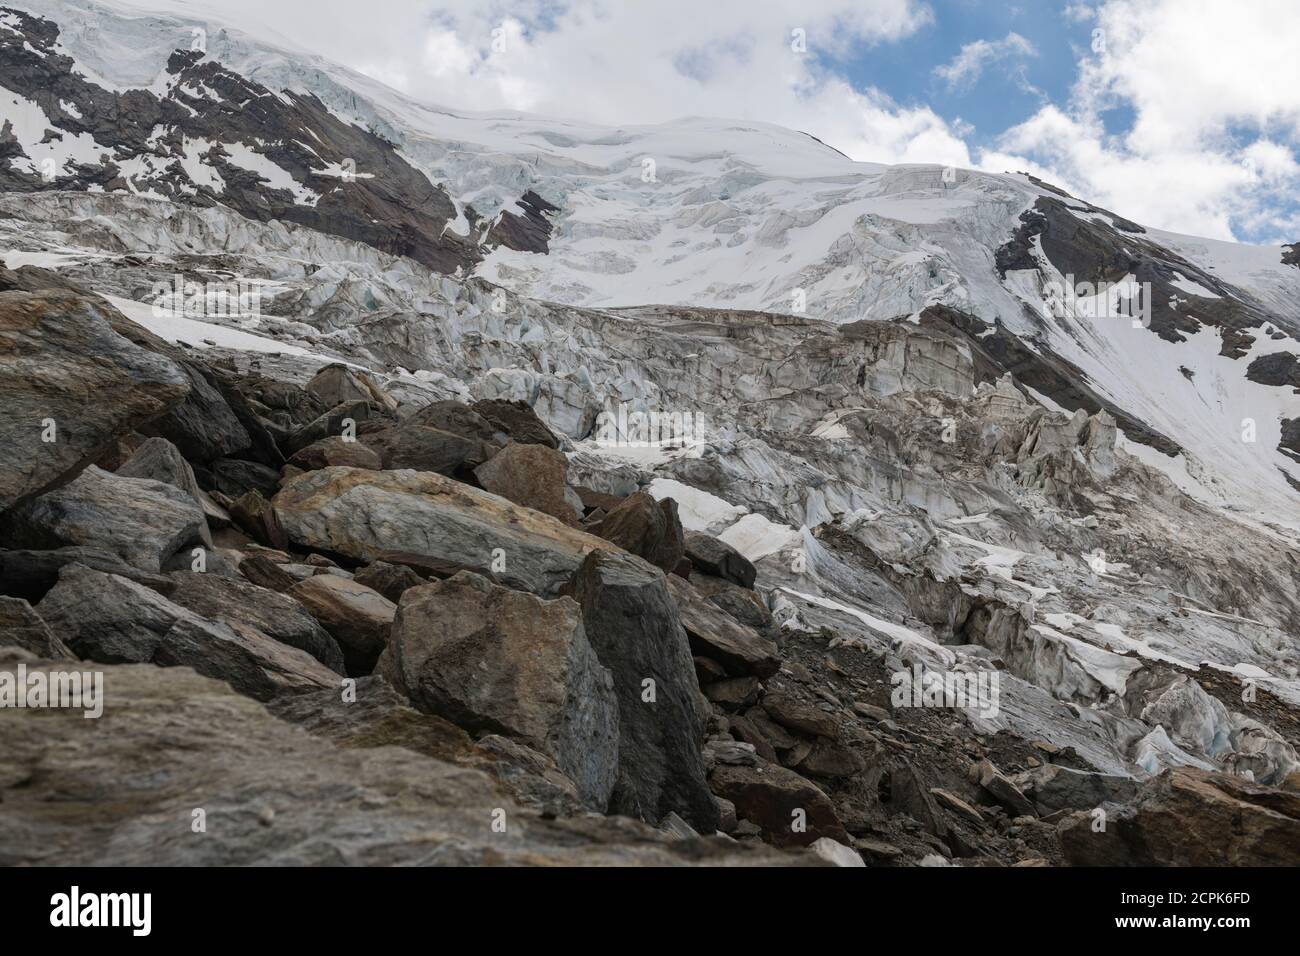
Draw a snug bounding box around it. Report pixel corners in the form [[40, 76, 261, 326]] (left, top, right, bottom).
[[116, 436, 223, 535], [236, 553, 299, 593], [287, 575, 396, 675], [272, 467, 614, 596], [1059, 767, 1300, 866], [35, 564, 337, 700], [684, 531, 757, 589], [378, 572, 619, 811], [352, 561, 426, 603], [0, 289, 190, 513], [709, 760, 850, 848], [140, 360, 251, 465], [473, 442, 582, 526], [591, 492, 685, 572], [761, 691, 838, 739], [209, 458, 282, 498], [287, 436, 382, 472], [0, 466, 207, 574], [1019, 763, 1140, 815], [286, 400, 376, 455], [305, 364, 398, 414], [570, 550, 718, 831], [166, 571, 346, 674], [665, 574, 780, 677], [0, 596, 73, 658], [228, 489, 289, 551], [472, 398, 560, 448], [268, 675, 472, 763], [362, 424, 485, 474]]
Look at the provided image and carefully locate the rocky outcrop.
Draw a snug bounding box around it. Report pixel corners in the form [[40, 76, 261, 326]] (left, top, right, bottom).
[[0, 653, 803, 866], [379, 572, 619, 810], [273, 467, 614, 596], [36, 564, 337, 700], [570, 550, 718, 832], [0, 290, 189, 513], [1059, 768, 1300, 865]]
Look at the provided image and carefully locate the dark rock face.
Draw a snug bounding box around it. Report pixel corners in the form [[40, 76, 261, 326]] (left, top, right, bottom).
[[472, 398, 561, 448], [378, 572, 620, 811], [484, 190, 559, 254], [352, 560, 426, 603], [0, 290, 190, 513], [0, 9, 487, 275], [684, 531, 757, 589], [996, 195, 1283, 360], [570, 550, 719, 832]]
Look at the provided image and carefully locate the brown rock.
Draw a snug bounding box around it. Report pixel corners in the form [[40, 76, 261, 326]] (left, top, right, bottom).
[[289, 574, 397, 676], [709, 760, 850, 848], [473, 442, 582, 527], [591, 492, 685, 572]]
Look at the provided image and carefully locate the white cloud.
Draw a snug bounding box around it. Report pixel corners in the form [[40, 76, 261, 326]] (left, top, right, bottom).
[[978, 0, 1300, 241], [934, 32, 1037, 91], [181, 0, 971, 168]]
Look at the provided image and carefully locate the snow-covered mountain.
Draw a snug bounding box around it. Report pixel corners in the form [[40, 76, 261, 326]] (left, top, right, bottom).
[[4, 0, 1300, 866], [6, 0, 1300, 527]]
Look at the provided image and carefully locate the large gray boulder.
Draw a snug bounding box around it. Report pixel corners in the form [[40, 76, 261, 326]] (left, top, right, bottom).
[[0, 290, 190, 513], [0, 466, 208, 574], [116, 436, 224, 536], [570, 550, 718, 831], [36, 564, 337, 700], [272, 467, 615, 596], [166, 571, 346, 674], [379, 572, 619, 811]]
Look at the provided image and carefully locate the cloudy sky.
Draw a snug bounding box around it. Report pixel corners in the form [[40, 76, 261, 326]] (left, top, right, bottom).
[[191, 0, 1299, 244]]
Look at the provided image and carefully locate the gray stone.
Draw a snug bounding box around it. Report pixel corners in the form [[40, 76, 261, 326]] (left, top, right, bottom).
[[0, 466, 207, 574]]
